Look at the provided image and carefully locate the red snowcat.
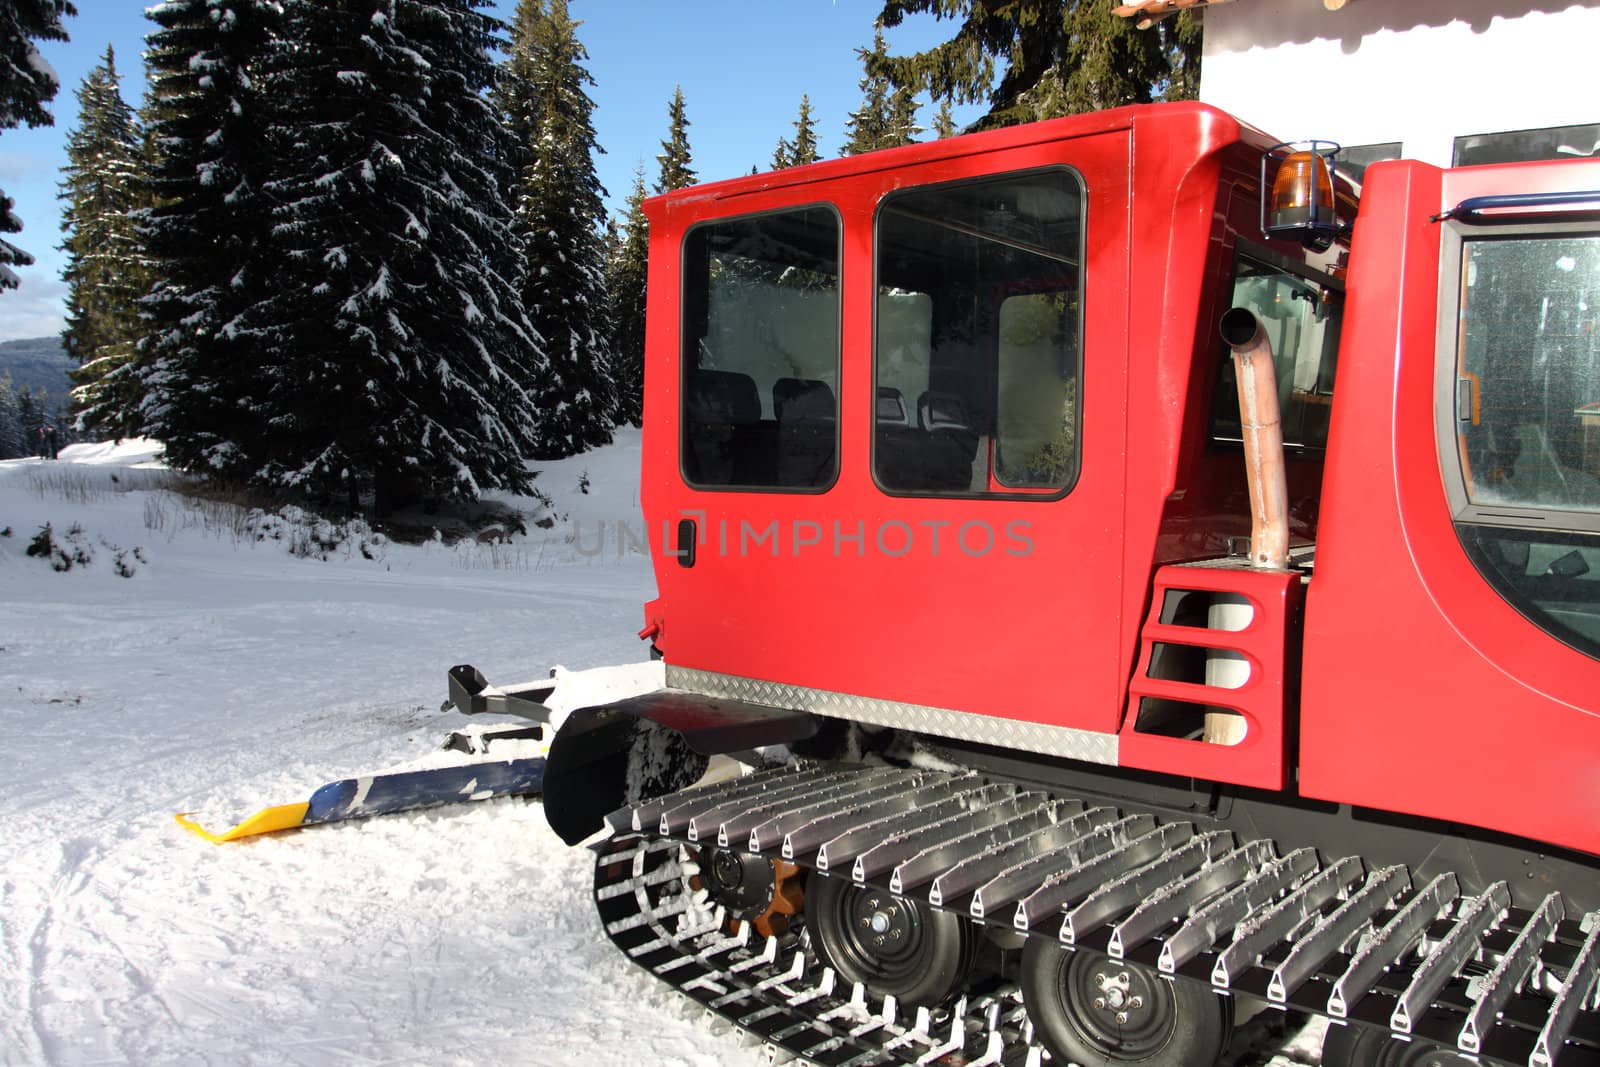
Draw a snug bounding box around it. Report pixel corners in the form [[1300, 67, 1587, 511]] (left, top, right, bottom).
[[448, 101, 1600, 1067]]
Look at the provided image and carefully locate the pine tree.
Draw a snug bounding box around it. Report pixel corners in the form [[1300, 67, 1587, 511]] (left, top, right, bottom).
[[492, 0, 544, 201], [512, 0, 613, 457], [887, 84, 920, 146], [932, 98, 958, 139], [655, 85, 694, 194], [844, 31, 917, 154], [773, 94, 819, 169], [138, 0, 282, 475], [0, 373, 22, 458], [59, 45, 148, 435], [606, 163, 648, 427], [872, 0, 1198, 128], [842, 31, 889, 155], [15, 386, 43, 453], [247, 0, 544, 513], [1, 1, 75, 293], [1160, 10, 1202, 103]]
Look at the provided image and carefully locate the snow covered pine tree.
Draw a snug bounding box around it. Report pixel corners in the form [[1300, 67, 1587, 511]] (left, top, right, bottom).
[[843, 30, 919, 155], [0, 374, 25, 459], [252, 0, 545, 514], [508, 0, 615, 458], [605, 164, 648, 428], [655, 85, 695, 195], [772, 94, 820, 170], [60, 45, 150, 436], [139, 0, 283, 474]]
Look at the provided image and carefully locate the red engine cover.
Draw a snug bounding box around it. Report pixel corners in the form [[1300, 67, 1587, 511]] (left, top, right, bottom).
[[1299, 159, 1600, 860]]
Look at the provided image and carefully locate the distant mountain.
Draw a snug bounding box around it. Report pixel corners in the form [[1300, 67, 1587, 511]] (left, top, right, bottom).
[[0, 336, 74, 401]]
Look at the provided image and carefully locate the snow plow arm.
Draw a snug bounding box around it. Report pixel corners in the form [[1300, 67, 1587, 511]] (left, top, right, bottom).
[[443, 661, 672, 725], [441, 659, 821, 845], [446, 664, 558, 721]]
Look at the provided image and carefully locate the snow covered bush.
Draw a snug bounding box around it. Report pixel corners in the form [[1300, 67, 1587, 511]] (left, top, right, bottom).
[[21, 521, 140, 575], [241, 506, 388, 563], [109, 543, 145, 578]]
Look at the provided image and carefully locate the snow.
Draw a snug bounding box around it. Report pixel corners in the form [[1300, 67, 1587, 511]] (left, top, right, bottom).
[[26, 47, 61, 90], [0, 433, 743, 1066], [0, 432, 1324, 1066], [55, 438, 166, 467]]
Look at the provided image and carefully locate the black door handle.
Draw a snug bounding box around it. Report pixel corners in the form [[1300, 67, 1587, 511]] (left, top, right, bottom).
[[676, 519, 697, 568]]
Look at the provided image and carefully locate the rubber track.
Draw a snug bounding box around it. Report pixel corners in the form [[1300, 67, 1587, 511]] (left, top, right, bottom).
[[593, 764, 1600, 1067]]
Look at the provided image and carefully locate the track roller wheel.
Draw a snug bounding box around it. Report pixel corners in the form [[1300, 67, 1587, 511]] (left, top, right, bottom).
[[1320, 1024, 1474, 1066], [1020, 940, 1230, 1066], [695, 847, 805, 937], [807, 874, 976, 1007]]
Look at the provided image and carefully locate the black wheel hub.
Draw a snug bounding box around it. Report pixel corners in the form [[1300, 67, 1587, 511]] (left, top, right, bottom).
[[1060, 951, 1175, 1058], [829, 885, 926, 984], [698, 847, 775, 920], [809, 875, 976, 1006]]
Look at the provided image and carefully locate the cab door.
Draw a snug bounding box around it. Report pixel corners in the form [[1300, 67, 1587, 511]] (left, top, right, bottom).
[[645, 131, 1132, 759]]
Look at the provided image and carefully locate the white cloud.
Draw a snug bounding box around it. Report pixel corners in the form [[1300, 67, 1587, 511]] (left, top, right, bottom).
[[0, 271, 66, 341], [0, 152, 45, 182]]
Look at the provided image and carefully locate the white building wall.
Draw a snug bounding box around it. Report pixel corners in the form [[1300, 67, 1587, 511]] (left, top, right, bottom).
[[1200, 0, 1600, 166]]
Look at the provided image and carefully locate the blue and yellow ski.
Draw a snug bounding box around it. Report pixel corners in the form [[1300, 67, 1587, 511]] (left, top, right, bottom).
[[175, 758, 547, 843]]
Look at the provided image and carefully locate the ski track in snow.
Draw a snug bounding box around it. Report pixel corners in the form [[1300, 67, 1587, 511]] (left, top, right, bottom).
[[0, 436, 1322, 1066]]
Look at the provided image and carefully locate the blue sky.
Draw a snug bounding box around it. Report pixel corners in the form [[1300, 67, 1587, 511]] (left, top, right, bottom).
[[0, 0, 985, 342]]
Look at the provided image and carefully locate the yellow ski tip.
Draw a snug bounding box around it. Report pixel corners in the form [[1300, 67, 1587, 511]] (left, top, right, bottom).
[[175, 802, 311, 843]]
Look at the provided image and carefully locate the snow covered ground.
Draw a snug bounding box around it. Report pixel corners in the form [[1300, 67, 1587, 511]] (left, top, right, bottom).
[[0, 434, 1322, 1066]]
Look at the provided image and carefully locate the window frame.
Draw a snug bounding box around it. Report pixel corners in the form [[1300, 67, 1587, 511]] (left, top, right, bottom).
[[868, 165, 1088, 503], [678, 201, 845, 495], [1434, 219, 1600, 536]]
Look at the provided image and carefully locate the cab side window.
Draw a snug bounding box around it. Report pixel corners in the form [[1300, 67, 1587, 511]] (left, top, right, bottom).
[[872, 169, 1084, 498], [681, 206, 840, 491]]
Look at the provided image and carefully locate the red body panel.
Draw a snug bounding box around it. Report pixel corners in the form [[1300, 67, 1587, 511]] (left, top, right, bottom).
[[1299, 159, 1600, 858], [1121, 565, 1302, 790], [641, 105, 1287, 744]]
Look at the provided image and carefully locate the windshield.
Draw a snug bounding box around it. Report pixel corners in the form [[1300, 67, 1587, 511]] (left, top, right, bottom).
[[1451, 231, 1600, 657], [1456, 234, 1600, 513]]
